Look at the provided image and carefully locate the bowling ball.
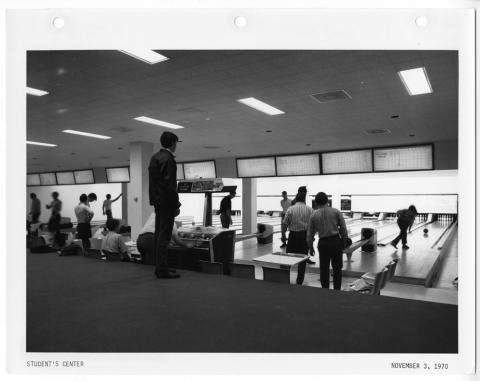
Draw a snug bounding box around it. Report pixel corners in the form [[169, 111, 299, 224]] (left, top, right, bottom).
[[345, 238, 353, 248], [423, 228, 429, 234]]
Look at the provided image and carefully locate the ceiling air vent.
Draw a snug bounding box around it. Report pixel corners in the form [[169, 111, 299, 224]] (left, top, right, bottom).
[[363, 128, 391, 135], [311, 90, 352, 103], [109, 126, 134, 133], [177, 107, 204, 114]]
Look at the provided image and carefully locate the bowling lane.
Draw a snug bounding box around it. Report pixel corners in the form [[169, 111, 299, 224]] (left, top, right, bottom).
[[436, 228, 458, 288], [343, 217, 428, 244], [394, 220, 454, 259], [346, 219, 396, 239], [343, 220, 455, 284]]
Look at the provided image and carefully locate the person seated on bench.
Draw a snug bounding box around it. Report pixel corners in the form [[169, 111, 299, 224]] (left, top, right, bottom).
[[101, 218, 130, 261], [92, 224, 108, 239], [137, 212, 193, 265]]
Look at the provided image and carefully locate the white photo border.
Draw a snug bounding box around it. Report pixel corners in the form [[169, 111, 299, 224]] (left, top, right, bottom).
[[4, 4, 476, 376]]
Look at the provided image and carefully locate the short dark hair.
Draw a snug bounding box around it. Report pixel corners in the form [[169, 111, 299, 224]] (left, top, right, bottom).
[[52, 192, 59, 198], [295, 192, 306, 203], [282, 191, 287, 195], [298, 186, 307, 193], [30, 193, 36, 198], [88, 193, 97, 201], [106, 194, 111, 199], [160, 131, 179, 149], [106, 218, 119, 231], [315, 192, 329, 206], [80, 194, 88, 202], [230, 190, 236, 196], [408, 205, 418, 214]]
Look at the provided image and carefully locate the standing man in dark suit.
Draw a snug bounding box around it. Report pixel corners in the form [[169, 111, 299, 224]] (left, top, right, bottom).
[[219, 190, 236, 229], [307, 192, 349, 290], [149, 131, 182, 279]]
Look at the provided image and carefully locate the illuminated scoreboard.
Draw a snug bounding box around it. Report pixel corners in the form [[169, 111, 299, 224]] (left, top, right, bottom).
[[276, 154, 320, 176], [322, 149, 372, 174], [237, 157, 276, 178], [374, 145, 433, 171]]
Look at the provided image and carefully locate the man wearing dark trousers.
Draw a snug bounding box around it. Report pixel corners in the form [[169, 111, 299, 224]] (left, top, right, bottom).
[[307, 192, 349, 290], [390, 205, 417, 250], [283, 191, 313, 285], [149, 131, 182, 279], [280, 191, 292, 248], [219, 190, 236, 229], [29, 193, 41, 223]]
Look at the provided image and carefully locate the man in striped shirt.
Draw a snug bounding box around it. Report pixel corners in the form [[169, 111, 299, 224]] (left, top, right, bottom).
[[283, 190, 314, 285], [307, 192, 349, 290]]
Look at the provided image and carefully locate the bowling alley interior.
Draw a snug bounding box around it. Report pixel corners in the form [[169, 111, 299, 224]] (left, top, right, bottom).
[[25, 50, 459, 353]]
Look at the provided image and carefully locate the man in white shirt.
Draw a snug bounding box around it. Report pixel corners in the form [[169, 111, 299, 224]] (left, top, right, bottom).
[[283, 190, 314, 285], [74, 193, 94, 250], [280, 191, 292, 248]]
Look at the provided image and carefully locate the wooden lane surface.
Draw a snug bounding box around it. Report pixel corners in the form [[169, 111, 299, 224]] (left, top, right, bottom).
[[233, 220, 456, 286], [343, 221, 454, 284]]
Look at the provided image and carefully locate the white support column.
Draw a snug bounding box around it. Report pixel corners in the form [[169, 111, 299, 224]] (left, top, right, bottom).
[[128, 142, 154, 239], [241, 178, 257, 234]]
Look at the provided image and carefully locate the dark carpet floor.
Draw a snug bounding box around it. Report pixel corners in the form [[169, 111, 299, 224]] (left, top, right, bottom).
[[27, 252, 458, 353]]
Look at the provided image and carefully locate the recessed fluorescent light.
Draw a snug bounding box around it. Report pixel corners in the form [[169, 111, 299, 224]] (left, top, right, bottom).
[[134, 116, 184, 129], [26, 141, 57, 147], [398, 67, 433, 95], [119, 49, 169, 64], [62, 130, 112, 140], [26, 87, 49, 96], [237, 97, 285, 115]]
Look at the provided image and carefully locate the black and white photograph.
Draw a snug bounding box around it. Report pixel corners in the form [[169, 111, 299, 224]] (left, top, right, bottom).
[[3, 2, 478, 378]]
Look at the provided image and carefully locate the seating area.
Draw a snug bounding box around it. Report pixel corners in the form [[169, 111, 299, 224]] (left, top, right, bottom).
[[347, 258, 399, 295], [38, 228, 403, 293]]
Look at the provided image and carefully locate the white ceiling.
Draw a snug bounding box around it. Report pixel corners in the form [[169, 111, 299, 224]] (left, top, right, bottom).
[[26, 50, 458, 173]]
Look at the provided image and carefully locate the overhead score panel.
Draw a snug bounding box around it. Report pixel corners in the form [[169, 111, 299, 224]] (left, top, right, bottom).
[[39, 172, 57, 185], [27, 174, 41, 186], [237, 157, 276, 178], [74, 169, 95, 184], [276, 154, 320, 176], [56, 171, 75, 185], [183, 161, 216, 180], [322, 149, 372, 174], [106, 167, 130, 183], [373, 145, 433, 171]]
